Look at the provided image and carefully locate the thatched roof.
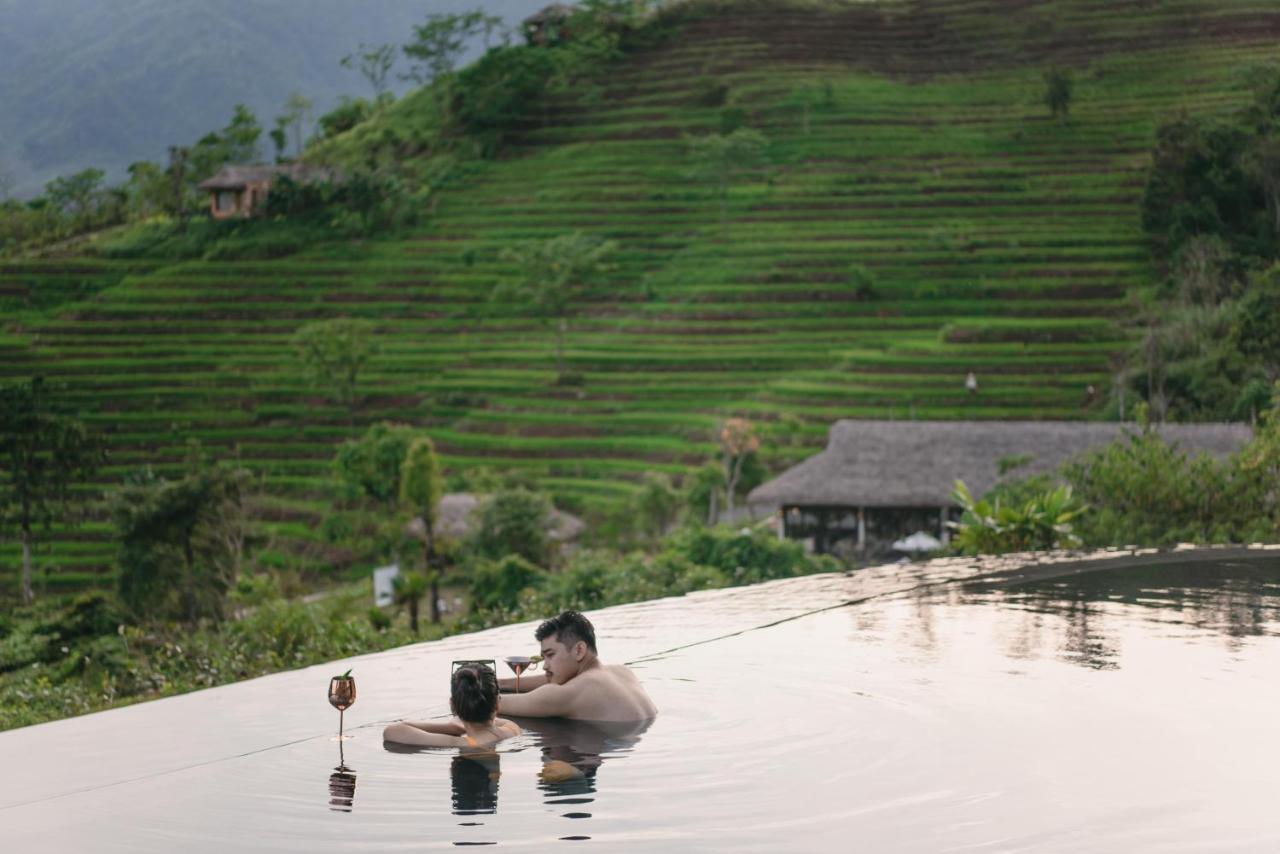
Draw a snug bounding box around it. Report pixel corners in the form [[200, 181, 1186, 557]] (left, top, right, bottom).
[[748, 420, 1254, 509], [405, 492, 585, 543], [196, 163, 334, 191], [523, 3, 575, 26]]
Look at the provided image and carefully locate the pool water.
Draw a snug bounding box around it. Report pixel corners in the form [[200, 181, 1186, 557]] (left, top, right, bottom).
[[5, 551, 1280, 851]]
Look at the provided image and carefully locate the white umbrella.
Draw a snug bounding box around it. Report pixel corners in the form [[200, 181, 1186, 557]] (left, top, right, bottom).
[[892, 530, 944, 553]]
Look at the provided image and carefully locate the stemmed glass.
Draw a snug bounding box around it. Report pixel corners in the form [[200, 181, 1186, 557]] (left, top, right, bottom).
[[329, 669, 356, 741], [503, 655, 539, 693]]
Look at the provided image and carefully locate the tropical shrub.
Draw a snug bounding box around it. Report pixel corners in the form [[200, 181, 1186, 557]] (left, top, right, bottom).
[[949, 479, 1089, 555]]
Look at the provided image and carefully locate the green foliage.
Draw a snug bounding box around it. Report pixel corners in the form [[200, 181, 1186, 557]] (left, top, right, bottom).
[[333, 421, 417, 505], [496, 231, 618, 377], [472, 488, 553, 565], [452, 46, 558, 154], [392, 570, 429, 632], [1042, 67, 1073, 122], [949, 479, 1088, 555], [293, 317, 378, 420], [848, 263, 879, 300], [113, 454, 253, 623], [470, 553, 547, 615], [400, 436, 444, 529], [685, 461, 726, 525], [634, 472, 680, 541], [0, 377, 105, 603], [1060, 407, 1280, 546], [1233, 263, 1280, 377], [684, 127, 769, 236], [342, 42, 398, 99]]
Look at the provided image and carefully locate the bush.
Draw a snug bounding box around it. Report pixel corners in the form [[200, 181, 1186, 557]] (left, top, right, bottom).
[[470, 553, 548, 613], [472, 488, 553, 564], [949, 479, 1089, 555]]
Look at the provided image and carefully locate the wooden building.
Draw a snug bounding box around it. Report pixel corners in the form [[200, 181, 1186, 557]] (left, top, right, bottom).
[[197, 163, 333, 220], [748, 420, 1254, 556]]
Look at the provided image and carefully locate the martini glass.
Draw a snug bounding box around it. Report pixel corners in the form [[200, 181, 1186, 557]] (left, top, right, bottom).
[[329, 673, 357, 741], [504, 656, 536, 693]]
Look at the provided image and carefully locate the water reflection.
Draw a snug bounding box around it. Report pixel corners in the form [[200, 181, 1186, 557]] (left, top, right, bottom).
[[328, 740, 356, 812], [958, 559, 1280, 669], [515, 716, 652, 829], [451, 752, 501, 816]]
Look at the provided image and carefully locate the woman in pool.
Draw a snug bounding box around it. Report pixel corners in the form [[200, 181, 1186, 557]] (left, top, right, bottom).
[[384, 663, 521, 749]]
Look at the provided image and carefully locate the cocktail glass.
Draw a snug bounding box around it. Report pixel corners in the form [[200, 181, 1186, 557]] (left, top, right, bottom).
[[504, 655, 539, 693], [329, 672, 357, 741]]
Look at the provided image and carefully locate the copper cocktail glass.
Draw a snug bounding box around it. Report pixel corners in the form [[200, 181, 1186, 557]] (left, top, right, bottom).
[[329, 675, 357, 741]]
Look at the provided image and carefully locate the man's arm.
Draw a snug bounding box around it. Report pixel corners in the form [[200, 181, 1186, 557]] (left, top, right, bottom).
[[499, 673, 548, 693], [497, 681, 577, 718]]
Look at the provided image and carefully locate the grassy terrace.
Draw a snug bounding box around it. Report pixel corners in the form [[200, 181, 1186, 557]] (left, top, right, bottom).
[[3, 0, 1279, 590]]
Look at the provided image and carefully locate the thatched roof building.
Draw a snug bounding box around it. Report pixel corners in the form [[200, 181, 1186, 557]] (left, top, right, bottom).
[[749, 420, 1254, 555], [196, 163, 335, 220]]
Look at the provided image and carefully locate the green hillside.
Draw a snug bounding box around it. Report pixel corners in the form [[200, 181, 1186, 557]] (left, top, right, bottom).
[[4, 0, 1280, 593]]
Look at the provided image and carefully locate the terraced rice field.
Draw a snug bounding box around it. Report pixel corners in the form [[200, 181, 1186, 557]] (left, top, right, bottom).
[[4, 0, 1279, 591]]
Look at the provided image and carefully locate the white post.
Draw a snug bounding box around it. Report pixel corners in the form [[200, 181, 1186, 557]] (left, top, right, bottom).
[[940, 506, 950, 545], [857, 508, 866, 552]]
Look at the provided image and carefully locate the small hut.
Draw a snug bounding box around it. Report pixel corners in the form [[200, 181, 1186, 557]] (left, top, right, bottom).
[[523, 3, 576, 45], [197, 163, 333, 220], [748, 420, 1254, 556]]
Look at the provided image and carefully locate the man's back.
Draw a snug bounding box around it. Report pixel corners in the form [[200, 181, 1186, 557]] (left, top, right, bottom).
[[500, 662, 657, 722], [564, 664, 657, 722]]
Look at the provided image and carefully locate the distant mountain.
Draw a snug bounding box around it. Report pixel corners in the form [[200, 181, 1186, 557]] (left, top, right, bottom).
[[0, 0, 545, 197]]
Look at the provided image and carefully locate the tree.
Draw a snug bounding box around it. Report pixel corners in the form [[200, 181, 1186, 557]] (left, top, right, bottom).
[[718, 418, 760, 519], [44, 168, 106, 226], [189, 105, 262, 183], [276, 93, 314, 159], [114, 448, 252, 623], [341, 42, 397, 99], [293, 318, 378, 423], [685, 461, 726, 526], [685, 128, 768, 237], [392, 570, 429, 633], [400, 436, 445, 623], [496, 231, 617, 380], [402, 9, 502, 121], [0, 377, 105, 604], [124, 160, 170, 220], [1043, 67, 1073, 123], [473, 488, 552, 565], [1243, 134, 1280, 235], [1234, 264, 1280, 379], [635, 472, 679, 542], [333, 421, 417, 505]]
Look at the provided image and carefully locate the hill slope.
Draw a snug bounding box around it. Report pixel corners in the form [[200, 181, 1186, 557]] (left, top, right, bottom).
[[0, 0, 543, 197], [4, 0, 1280, 592]]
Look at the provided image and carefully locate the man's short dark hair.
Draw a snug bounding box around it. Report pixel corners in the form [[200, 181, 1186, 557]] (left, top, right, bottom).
[[535, 610, 597, 653]]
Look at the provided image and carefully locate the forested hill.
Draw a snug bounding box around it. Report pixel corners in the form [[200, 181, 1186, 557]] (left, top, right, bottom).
[[0, 0, 544, 197], [4, 0, 1280, 593]]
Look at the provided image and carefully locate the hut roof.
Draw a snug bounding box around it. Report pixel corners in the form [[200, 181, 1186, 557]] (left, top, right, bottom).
[[196, 163, 333, 191], [748, 420, 1254, 509], [523, 3, 575, 26]]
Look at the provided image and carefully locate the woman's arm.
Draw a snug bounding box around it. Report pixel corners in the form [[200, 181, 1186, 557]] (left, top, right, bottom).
[[399, 719, 465, 736], [383, 721, 465, 748]]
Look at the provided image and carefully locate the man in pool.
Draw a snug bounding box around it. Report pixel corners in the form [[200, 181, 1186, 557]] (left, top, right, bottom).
[[497, 611, 657, 723]]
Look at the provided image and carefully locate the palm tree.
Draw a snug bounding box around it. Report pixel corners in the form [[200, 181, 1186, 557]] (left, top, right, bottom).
[[392, 571, 429, 633]]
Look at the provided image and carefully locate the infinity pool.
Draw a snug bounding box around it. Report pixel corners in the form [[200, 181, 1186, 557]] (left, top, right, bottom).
[[5, 549, 1280, 851]]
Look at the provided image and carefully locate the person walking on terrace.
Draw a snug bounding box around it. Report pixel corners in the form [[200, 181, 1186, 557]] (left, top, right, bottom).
[[498, 611, 658, 723]]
